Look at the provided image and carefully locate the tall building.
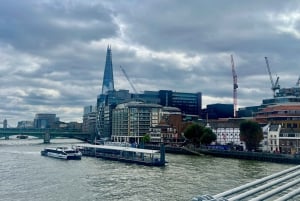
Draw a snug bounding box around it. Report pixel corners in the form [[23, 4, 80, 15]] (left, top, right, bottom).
[[96, 46, 120, 138], [82, 105, 97, 134], [97, 45, 115, 109], [101, 45, 114, 95], [34, 114, 58, 129], [111, 101, 162, 143]]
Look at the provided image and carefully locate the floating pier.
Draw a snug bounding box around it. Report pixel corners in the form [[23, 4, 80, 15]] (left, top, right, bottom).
[[75, 143, 166, 167]]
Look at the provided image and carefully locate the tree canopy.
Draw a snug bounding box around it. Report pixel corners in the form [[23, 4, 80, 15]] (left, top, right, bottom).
[[201, 127, 217, 145], [141, 134, 151, 143], [184, 123, 216, 146], [239, 120, 263, 151]]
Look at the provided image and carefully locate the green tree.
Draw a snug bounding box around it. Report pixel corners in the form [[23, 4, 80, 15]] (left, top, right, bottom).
[[240, 120, 263, 151], [184, 123, 203, 146], [141, 133, 151, 143], [201, 127, 217, 145], [184, 124, 216, 146]]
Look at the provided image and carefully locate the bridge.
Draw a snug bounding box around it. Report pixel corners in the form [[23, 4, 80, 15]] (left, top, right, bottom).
[[0, 128, 92, 143], [193, 165, 300, 201]]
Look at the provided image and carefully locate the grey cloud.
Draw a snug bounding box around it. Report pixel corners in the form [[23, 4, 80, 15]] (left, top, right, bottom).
[[0, 0, 117, 52], [1, 0, 300, 126]]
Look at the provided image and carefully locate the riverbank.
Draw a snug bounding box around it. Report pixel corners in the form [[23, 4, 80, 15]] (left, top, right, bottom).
[[143, 144, 201, 155], [197, 148, 300, 164], [144, 143, 300, 165]]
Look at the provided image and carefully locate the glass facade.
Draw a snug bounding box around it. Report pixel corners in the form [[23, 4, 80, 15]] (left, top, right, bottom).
[[101, 45, 114, 95], [139, 90, 202, 117]]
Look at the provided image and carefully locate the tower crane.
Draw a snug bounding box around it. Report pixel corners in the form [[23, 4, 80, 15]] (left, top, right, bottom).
[[296, 76, 300, 87], [231, 55, 238, 118], [119, 65, 138, 94], [264, 57, 280, 97]]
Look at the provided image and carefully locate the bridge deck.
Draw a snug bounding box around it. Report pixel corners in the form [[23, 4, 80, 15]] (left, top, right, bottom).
[[193, 165, 300, 201], [0, 128, 91, 140]]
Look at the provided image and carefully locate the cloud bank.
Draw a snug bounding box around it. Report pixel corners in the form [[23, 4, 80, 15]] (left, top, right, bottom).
[[1, 0, 300, 126]]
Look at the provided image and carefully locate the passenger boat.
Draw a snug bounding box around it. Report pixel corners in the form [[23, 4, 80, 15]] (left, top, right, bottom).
[[75, 143, 166, 166], [16, 135, 28, 139], [41, 147, 82, 160]]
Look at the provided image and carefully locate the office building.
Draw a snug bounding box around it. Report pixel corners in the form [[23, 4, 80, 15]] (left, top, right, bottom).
[[33, 113, 58, 129], [203, 103, 234, 119], [140, 90, 202, 117]]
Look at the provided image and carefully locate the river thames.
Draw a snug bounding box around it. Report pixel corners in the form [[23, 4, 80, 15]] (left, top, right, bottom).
[[0, 138, 294, 201]]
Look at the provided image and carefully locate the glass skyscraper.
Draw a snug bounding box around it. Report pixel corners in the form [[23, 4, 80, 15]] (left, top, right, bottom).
[[96, 46, 116, 138]]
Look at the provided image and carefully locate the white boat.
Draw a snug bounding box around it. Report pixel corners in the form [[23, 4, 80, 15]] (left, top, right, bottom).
[[41, 147, 82, 160]]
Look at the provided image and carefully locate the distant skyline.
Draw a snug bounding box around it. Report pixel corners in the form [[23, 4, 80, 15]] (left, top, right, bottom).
[[1, 0, 300, 126]]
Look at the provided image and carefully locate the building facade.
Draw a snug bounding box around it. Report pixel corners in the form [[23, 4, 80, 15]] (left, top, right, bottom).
[[203, 103, 234, 119], [208, 118, 247, 147], [33, 113, 58, 129], [111, 101, 162, 143], [255, 104, 300, 127], [82, 105, 97, 134], [96, 46, 116, 138], [17, 121, 34, 128], [149, 107, 183, 144], [140, 90, 202, 117]]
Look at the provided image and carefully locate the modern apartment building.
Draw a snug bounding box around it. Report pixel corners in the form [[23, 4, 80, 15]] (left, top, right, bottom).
[[111, 101, 162, 143]]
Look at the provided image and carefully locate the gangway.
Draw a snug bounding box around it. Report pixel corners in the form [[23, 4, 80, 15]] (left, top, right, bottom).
[[193, 165, 300, 200]]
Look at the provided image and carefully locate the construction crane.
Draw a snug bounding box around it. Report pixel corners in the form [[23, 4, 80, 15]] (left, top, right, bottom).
[[296, 76, 300, 87], [264, 57, 280, 97], [119, 65, 138, 94], [231, 55, 238, 118]]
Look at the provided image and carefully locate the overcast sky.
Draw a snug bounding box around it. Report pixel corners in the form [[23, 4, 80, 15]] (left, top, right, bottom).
[[1, 0, 300, 127]]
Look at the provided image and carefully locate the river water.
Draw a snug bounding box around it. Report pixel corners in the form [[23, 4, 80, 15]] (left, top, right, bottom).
[[0, 138, 294, 201]]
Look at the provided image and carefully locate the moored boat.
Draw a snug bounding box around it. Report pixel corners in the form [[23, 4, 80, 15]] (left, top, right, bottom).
[[16, 135, 28, 139], [75, 143, 166, 166], [41, 147, 82, 160]]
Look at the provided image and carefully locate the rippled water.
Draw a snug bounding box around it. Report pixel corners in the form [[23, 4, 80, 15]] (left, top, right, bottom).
[[0, 138, 293, 201]]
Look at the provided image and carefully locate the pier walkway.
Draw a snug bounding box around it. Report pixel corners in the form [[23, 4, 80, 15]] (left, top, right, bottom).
[[193, 165, 300, 201]]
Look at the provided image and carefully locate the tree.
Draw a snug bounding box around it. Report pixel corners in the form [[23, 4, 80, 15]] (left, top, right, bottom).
[[141, 134, 151, 143], [184, 123, 203, 146], [184, 123, 216, 146], [240, 120, 263, 151], [201, 127, 217, 145]]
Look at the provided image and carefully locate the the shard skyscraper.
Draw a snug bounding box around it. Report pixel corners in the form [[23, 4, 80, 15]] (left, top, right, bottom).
[[101, 45, 114, 95], [96, 45, 116, 139], [97, 45, 115, 108]]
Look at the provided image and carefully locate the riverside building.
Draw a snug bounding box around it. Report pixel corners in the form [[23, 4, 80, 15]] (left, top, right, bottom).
[[82, 105, 97, 134], [255, 104, 300, 153], [111, 101, 162, 143]]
